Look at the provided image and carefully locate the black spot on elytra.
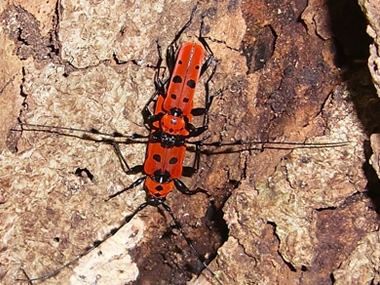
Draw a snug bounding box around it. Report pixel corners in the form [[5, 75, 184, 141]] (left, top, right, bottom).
[[172, 75, 182, 83], [153, 154, 161, 162], [155, 185, 164, 191], [171, 94, 177, 100], [169, 157, 178, 165], [183, 98, 189, 103], [187, 79, 196, 89]]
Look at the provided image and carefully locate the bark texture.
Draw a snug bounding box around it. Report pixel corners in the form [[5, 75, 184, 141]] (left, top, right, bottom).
[[358, 0, 380, 98], [0, 0, 378, 284]]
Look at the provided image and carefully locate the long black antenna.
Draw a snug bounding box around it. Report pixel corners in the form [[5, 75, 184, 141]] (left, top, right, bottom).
[[161, 202, 223, 285], [18, 122, 149, 142]]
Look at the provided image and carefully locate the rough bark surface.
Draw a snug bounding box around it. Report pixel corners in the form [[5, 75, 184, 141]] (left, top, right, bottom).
[[358, 0, 380, 98], [0, 0, 378, 285]]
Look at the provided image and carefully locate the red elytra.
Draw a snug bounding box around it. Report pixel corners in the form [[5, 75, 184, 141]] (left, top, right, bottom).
[[164, 42, 204, 117], [143, 141, 187, 198], [143, 141, 186, 180], [153, 42, 205, 136]]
